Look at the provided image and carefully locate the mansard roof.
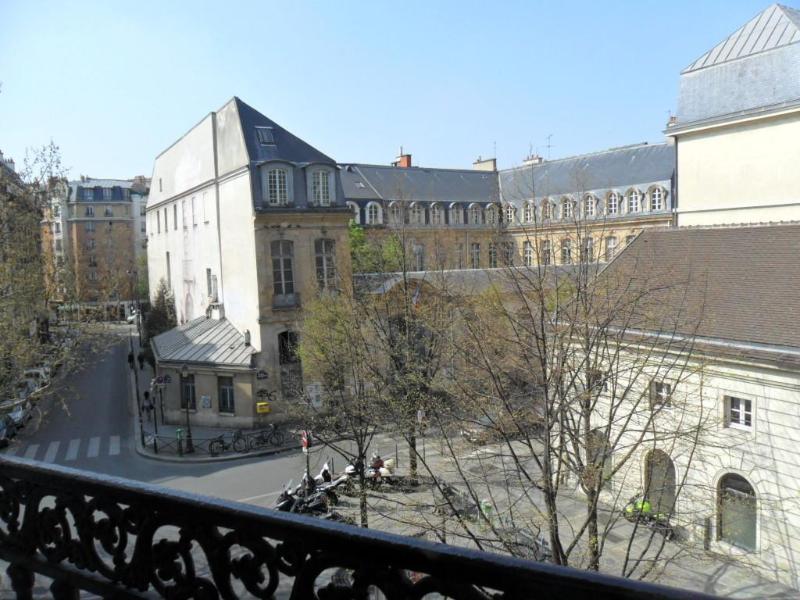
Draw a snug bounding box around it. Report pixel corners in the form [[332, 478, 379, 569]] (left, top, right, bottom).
[[233, 97, 336, 166], [499, 143, 674, 203], [340, 163, 497, 204], [674, 4, 800, 128], [600, 224, 800, 354], [683, 4, 800, 73]]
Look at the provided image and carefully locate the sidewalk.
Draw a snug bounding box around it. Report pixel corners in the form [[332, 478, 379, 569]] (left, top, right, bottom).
[[126, 331, 299, 463]]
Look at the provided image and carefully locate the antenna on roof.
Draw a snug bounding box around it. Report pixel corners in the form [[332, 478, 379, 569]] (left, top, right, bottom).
[[546, 134, 554, 159]]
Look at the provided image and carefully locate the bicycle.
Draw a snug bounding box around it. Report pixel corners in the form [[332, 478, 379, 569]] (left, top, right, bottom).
[[247, 423, 286, 450], [209, 429, 248, 456]]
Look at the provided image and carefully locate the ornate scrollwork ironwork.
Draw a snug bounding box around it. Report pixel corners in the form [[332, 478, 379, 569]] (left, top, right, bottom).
[[0, 457, 707, 599]]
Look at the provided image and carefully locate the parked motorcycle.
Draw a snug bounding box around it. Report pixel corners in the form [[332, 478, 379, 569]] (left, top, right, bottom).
[[622, 494, 675, 540]]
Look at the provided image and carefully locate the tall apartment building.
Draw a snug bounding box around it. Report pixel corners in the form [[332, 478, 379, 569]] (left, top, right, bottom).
[[42, 176, 150, 309]]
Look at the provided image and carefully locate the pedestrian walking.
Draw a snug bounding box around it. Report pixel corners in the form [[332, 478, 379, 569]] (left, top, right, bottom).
[[127, 351, 134, 368]]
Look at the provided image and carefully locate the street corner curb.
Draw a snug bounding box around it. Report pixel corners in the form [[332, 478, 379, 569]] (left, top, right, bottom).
[[133, 439, 300, 464]]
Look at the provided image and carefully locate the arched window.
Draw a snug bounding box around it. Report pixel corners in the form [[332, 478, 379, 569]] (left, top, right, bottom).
[[430, 203, 442, 225], [718, 474, 757, 551], [450, 203, 463, 225], [580, 237, 594, 263], [627, 189, 641, 213], [266, 167, 290, 206], [541, 199, 552, 220], [644, 450, 676, 514], [650, 187, 664, 211], [389, 202, 402, 225], [604, 236, 618, 261], [469, 203, 483, 225], [410, 203, 424, 225], [366, 202, 382, 225], [486, 204, 498, 226], [523, 241, 533, 266], [346, 201, 360, 224], [523, 201, 534, 223], [560, 197, 574, 220], [584, 195, 596, 217], [311, 170, 332, 206], [606, 192, 619, 215], [504, 204, 516, 224]]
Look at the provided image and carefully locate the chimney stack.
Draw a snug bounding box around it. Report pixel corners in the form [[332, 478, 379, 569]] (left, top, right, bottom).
[[523, 153, 544, 166], [392, 146, 412, 168], [473, 156, 497, 172]]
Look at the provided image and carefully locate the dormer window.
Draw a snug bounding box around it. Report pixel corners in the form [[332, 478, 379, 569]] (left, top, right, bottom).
[[312, 170, 331, 206], [267, 168, 289, 206], [256, 127, 275, 145]]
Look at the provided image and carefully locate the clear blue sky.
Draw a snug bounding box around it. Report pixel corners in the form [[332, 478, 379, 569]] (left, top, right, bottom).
[[0, 0, 772, 179]]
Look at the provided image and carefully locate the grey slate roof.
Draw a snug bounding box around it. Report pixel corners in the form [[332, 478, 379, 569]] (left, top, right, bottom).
[[340, 164, 498, 204], [360, 264, 592, 297], [675, 4, 800, 126], [151, 317, 254, 367], [234, 98, 336, 166], [599, 224, 800, 352], [499, 143, 674, 202], [684, 4, 800, 73]]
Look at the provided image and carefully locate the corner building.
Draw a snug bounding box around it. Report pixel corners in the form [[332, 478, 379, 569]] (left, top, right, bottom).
[[146, 98, 351, 427]]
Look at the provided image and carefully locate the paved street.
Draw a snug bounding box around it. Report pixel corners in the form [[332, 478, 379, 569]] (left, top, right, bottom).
[[4, 325, 313, 509], [3, 326, 798, 598]]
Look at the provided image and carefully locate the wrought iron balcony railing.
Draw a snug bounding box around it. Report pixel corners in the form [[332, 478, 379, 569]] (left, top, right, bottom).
[[0, 456, 714, 599]]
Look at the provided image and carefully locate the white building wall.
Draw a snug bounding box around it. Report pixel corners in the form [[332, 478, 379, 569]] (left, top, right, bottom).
[[604, 353, 800, 588], [146, 99, 258, 347], [675, 110, 800, 226]]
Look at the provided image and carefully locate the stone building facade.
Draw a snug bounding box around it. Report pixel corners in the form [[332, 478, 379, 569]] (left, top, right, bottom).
[[147, 98, 351, 428]]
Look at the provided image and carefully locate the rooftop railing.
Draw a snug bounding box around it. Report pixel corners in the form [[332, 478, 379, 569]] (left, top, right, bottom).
[[0, 456, 715, 599]]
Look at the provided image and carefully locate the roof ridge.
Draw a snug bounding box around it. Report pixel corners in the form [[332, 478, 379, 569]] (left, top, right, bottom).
[[683, 3, 800, 73], [503, 142, 669, 172], [342, 162, 494, 175]]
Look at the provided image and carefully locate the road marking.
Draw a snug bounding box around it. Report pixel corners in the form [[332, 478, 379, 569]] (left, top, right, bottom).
[[65, 439, 80, 461], [5, 446, 18, 457], [109, 435, 120, 456], [87, 437, 101, 458], [43, 441, 60, 463], [238, 490, 283, 503], [23, 444, 39, 459]]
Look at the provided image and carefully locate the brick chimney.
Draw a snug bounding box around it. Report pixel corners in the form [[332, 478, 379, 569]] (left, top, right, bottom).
[[392, 147, 412, 168]]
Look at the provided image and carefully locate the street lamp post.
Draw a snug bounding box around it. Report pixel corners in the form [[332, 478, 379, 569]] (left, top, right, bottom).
[[180, 363, 194, 453]]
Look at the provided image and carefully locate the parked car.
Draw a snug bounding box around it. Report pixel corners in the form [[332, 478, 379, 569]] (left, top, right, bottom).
[[0, 416, 16, 447], [8, 401, 33, 429]]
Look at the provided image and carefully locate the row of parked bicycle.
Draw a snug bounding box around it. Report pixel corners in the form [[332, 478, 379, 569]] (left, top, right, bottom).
[[207, 423, 288, 456]]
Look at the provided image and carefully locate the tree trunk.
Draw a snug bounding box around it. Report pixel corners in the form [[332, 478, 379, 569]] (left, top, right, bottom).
[[586, 487, 600, 570], [359, 472, 369, 528], [408, 427, 418, 480]]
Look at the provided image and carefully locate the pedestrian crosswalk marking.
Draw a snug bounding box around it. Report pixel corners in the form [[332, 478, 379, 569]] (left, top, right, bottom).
[[87, 437, 101, 458], [65, 439, 80, 461], [109, 435, 120, 456], [5, 446, 18, 457], [43, 441, 60, 463], [23, 444, 39, 459]]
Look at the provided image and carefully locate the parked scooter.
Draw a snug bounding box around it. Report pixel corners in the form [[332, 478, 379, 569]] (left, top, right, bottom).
[[622, 494, 675, 540], [276, 480, 330, 515]]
